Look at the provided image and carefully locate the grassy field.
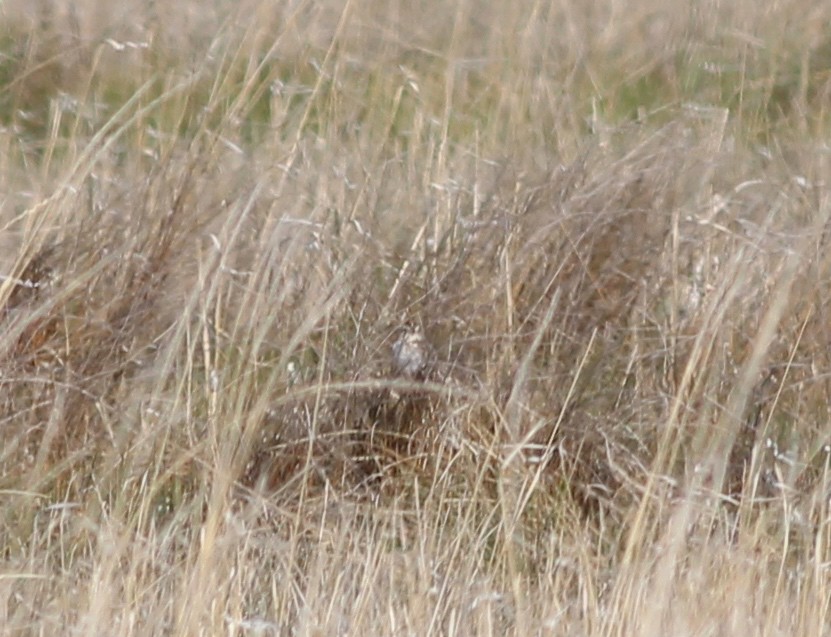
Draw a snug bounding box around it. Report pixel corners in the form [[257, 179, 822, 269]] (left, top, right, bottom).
[[2, 1, 831, 634]]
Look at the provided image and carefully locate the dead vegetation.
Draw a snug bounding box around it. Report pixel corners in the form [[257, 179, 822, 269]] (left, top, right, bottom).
[[2, 1, 831, 635]]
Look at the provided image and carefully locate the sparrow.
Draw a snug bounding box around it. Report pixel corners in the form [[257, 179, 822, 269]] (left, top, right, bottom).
[[391, 324, 434, 380]]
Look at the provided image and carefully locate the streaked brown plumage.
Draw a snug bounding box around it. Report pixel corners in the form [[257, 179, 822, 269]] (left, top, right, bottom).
[[391, 324, 433, 380]]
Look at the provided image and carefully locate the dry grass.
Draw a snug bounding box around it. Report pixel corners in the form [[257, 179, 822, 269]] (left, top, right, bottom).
[[2, 1, 831, 635]]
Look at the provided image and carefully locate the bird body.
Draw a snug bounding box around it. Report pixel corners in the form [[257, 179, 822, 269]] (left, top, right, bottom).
[[391, 325, 433, 380]]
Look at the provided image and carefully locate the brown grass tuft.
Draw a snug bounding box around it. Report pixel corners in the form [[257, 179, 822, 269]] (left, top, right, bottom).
[[3, 1, 831, 635]]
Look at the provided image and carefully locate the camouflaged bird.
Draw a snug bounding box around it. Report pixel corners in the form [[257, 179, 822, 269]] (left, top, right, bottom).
[[391, 323, 434, 380]]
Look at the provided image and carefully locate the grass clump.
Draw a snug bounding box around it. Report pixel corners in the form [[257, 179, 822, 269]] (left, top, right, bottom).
[[2, 0, 831, 635]]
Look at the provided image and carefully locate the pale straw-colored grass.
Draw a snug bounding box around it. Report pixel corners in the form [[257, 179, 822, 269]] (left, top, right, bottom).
[[2, 1, 831, 635]]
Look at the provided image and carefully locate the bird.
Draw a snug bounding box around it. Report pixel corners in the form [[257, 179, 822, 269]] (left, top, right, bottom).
[[391, 323, 434, 380]]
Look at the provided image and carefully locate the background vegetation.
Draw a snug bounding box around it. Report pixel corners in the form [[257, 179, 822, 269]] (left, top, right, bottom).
[[2, 1, 831, 634]]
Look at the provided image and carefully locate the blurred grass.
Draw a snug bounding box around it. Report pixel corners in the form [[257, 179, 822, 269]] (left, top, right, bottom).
[[2, 0, 831, 635]]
